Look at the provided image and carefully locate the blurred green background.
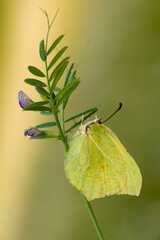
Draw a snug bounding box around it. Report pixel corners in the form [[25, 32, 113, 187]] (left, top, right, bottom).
[[0, 0, 160, 239]]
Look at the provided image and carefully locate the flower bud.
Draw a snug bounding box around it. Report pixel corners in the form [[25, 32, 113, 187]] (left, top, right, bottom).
[[24, 127, 42, 137], [18, 91, 34, 109], [24, 127, 60, 139]]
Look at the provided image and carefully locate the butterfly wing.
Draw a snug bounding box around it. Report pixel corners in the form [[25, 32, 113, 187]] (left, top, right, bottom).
[[65, 124, 128, 201], [65, 133, 90, 193], [89, 124, 142, 197]]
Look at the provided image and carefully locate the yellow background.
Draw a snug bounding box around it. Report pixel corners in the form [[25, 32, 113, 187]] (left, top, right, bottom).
[[0, 0, 160, 239]]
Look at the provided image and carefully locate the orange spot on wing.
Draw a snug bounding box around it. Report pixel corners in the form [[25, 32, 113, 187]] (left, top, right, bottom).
[[100, 164, 105, 169]]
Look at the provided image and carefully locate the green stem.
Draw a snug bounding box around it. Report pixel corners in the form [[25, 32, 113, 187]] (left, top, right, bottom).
[[81, 194, 105, 240], [61, 106, 65, 132], [54, 111, 68, 151], [43, 22, 67, 151]]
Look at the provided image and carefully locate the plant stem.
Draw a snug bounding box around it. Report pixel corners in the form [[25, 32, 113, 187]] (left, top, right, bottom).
[[61, 105, 65, 132], [44, 20, 68, 152], [54, 111, 68, 151], [45, 30, 68, 151], [81, 194, 105, 240]]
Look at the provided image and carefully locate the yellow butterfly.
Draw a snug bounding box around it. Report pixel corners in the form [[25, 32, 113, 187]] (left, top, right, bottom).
[[65, 104, 142, 201]]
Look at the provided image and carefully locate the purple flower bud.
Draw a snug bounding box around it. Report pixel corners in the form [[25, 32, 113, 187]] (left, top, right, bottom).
[[18, 91, 34, 109], [24, 127, 42, 137]]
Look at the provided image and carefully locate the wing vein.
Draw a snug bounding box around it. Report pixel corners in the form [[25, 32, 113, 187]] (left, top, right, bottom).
[[90, 130, 125, 156], [89, 135, 121, 171]]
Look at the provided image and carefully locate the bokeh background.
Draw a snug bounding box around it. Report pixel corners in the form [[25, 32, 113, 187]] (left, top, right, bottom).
[[0, 0, 160, 239]]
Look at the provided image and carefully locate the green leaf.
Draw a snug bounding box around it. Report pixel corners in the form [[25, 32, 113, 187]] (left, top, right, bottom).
[[69, 69, 77, 83], [65, 108, 98, 122], [47, 46, 68, 71], [35, 121, 57, 128], [54, 86, 61, 91], [24, 106, 51, 111], [60, 79, 80, 109], [30, 136, 49, 139], [62, 98, 68, 110], [28, 66, 45, 77], [30, 134, 58, 139], [64, 63, 74, 87], [23, 102, 51, 111], [40, 109, 60, 115], [35, 86, 50, 97], [39, 40, 46, 61], [55, 79, 79, 100], [30, 136, 48, 139], [24, 78, 47, 87], [63, 69, 77, 109], [40, 111, 53, 115], [56, 79, 80, 107], [47, 35, 64, 55], [49, 57, 70, 82], [51, 60, 69, 91], [26, 101, 48, 107]]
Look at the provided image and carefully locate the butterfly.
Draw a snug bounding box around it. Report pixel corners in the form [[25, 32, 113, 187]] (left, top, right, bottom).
[[65, 104, 142, 201]]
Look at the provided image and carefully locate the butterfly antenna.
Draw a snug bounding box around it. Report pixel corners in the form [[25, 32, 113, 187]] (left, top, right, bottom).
[[102, 102, 122, 124]]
